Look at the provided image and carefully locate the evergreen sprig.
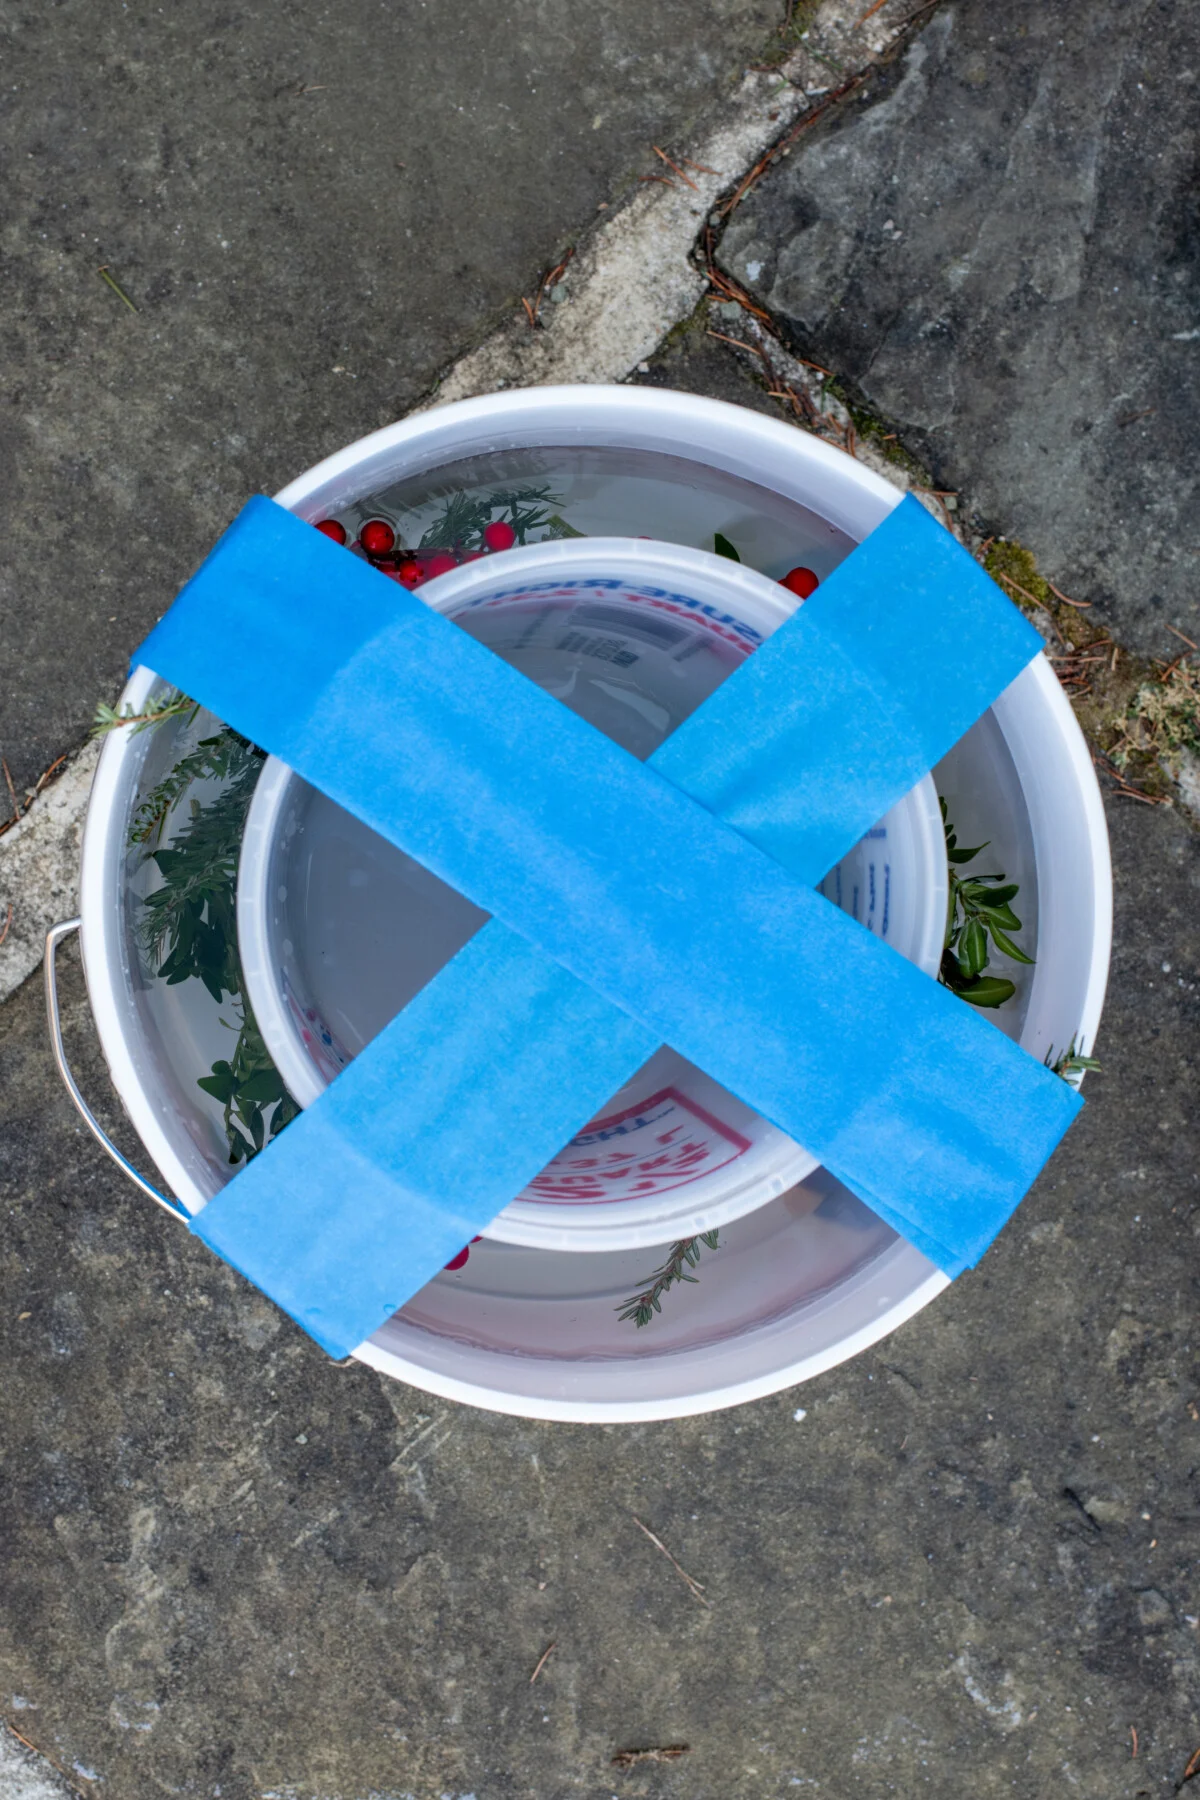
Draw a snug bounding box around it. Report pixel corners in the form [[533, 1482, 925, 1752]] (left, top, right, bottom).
[[135, 735, 262, 988], [938, 798, 1033, 1009], [118, 716, 298, 1166], [129, 728, 257, 847], [616, 1231, 721, 1328], [417, 484, 565, 550], [93, 689, 199, 738], [197, 1000, 300, 1163], [1045, 1038, 1102, 1082]]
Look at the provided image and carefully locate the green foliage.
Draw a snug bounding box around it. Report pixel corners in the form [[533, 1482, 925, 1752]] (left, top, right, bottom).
[[1045, 1038, 1102, 1082], [134, 735, 261, 990], [130, 728, 257, 848], [197, 1001, 301, 1164], [127, 722, 298, 1165], [417, 484, 566, 551], [93, 689, 199, 738], [616, 1231, 721, 1328], [938, 798, 1033, 1009]]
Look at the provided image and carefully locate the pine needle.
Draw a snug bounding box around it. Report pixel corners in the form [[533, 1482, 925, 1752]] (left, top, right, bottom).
[[92, 690, 199, 740], [611, 1745, 690, 1768], [97, 265, 139, 312], [652, 145, 698, 190], [631, 1516, 709, 1606], [616, 1232, 720, 1327]]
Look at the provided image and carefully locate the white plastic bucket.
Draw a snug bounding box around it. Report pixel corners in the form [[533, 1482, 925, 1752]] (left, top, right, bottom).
[[235, 539, 948, 1253], [71, 386, 1112, 1420]]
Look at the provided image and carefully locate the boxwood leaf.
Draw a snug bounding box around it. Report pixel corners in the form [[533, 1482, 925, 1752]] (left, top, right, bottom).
[[956, 975, 1017, 1009]]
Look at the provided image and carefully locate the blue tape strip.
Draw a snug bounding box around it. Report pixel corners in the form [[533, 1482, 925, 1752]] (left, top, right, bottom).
[[138, 497, 1076, 1356], [653, 495, 1042, 877], [196, 930, 657, 1357]]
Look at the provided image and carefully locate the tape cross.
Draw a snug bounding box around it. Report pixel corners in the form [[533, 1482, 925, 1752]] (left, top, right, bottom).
[[137, 495, 1080, 1356]]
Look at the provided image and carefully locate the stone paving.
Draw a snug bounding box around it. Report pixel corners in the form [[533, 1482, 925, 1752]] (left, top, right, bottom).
[[719, 0, 1200, 658]]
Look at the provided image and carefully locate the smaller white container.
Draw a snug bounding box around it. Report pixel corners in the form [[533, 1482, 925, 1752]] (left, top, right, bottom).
[[237, 538, 948, 1253]]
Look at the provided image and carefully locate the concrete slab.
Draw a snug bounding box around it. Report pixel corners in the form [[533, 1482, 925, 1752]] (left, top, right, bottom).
[[719, 0, 1200, 658], [0, 743, 98, 1010], [2, 792, 1199, 1797], [0, 0, 781, 799]]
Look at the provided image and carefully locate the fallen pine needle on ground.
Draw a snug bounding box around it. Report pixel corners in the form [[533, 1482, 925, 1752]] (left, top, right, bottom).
[[611, 1744, 690, 1767], [631, 1514, 709, 1606]]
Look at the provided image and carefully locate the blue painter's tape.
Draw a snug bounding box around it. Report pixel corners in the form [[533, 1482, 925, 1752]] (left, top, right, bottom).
[[138, 497, 1074, 1357], [375, 494, 1045, 1244], [194, 927, 657, 1358], [653, 496, 1044, 877]]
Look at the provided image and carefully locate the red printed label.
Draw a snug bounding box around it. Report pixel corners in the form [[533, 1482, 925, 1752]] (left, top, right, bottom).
[[523, 1086, 752, 1205]]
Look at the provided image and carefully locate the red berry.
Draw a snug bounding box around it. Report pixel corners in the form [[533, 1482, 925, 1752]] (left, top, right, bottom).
[[425, 551, 458, 579], [443, 1236, 483, 1273], [780, 566, 819, 600], [483, 519, 516, 552], [314, 518, 347, 544], [395, 558, 423, 588], [359, 519, 396, 556]]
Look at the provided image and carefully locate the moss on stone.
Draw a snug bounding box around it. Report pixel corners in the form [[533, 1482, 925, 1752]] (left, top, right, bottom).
[[980, 538, 1200, 802], [984, 541, 1089, 650], [659, 304, 713, 356], [749, 0, 825, 70], [792, 371, 924, 477], [984, 539, 1053, 610], [1110, 661, 1200, 775]]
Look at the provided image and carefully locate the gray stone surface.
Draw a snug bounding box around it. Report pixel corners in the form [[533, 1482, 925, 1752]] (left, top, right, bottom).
[[720, 0, 1200, 658], [0, 0, 778, 799], [629, 312, 787, 416], [0, 1725, 80, 1800], [2, 789, 1199, 1798]]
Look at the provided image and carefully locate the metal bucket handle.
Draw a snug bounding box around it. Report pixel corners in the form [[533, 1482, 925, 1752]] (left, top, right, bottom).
[[44, 919, 189, 1223]]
